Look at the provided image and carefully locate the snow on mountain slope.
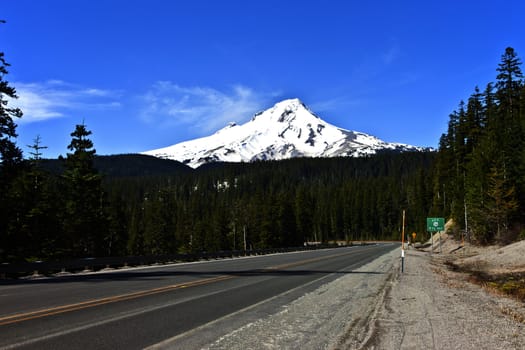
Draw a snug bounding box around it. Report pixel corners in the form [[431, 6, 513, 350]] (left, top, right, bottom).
[[142, 98, 427, 168]]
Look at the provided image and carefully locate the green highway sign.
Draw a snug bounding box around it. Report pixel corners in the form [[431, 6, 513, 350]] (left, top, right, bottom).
[[427, 217, 445, 232]]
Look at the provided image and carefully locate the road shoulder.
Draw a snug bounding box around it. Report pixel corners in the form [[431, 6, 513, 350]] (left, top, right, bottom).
[[366, 248, 525, 350]]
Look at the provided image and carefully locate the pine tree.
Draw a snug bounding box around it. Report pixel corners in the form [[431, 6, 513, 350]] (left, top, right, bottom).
[[7, 136, 60, 260], [295, 185, 313, 243], [143, 188, 177, 255], [104, 189, 129, 256], [465, 87, 485, 154], [496, 47, 523, 113], [435, 103, 469, 226], [0, 35, 24, 261], [494, 47, 524, 205], [0, 52, 22, 172], [486, 163, 519, 243], [495, 47, 523, 164], [61, 123, 108, 257]]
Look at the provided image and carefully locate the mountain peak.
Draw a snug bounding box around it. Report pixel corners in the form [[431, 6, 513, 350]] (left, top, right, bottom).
[[271, 98, 312, 116], [274, 97, 305, 108], [252, 99, 324, 131], [252, 98, 309, 122], [142, 98, 426, 168]]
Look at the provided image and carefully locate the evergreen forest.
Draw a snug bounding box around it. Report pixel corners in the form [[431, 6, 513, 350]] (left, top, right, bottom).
[[434, 47, 525, 244], [2, 42, 525, 263]]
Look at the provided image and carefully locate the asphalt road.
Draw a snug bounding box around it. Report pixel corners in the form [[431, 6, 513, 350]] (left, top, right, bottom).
[[0, 244, 396, 349]]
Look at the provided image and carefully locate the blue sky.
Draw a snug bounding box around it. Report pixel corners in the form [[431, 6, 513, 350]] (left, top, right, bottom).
[[2, 0, 525, 158]]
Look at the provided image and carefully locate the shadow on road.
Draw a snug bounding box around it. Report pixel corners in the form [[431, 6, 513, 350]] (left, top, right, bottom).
[[0, 268, 385, 286]]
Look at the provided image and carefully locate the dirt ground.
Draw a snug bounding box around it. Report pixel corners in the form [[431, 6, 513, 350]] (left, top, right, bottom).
[[366, 235, 525, 350]]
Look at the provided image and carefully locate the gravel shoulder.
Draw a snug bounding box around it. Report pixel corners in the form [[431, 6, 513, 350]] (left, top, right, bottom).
[[367, 243, 525, 350]]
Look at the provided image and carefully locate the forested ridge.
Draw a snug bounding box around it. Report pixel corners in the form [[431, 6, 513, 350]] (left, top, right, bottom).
[[2, 39, 525, 262], [2, 151, 435, 261], [112, 152, 435, 256]]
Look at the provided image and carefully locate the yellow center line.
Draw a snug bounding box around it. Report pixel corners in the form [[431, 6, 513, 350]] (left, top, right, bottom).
[[0, 275, 233, 326]]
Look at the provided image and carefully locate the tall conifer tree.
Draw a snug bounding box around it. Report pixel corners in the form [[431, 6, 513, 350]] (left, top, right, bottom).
[[61, 123, 108, 257], [0, 27, 24, 261], [494, 47, 524, 218]]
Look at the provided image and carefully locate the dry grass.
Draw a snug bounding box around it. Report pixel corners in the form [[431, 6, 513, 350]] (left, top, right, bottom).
[[500, 305, 525, 324], [476, 272, 525, 302]]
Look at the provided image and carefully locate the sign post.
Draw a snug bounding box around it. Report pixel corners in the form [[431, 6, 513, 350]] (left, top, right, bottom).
[[401, 210, 405, 273], [426, 218, 445, 254]]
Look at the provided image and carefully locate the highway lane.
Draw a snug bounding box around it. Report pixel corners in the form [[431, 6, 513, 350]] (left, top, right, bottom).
[[0, 244, 397, 349]]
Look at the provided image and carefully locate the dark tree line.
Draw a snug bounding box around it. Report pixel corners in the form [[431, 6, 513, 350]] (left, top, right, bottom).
[[106, 152, 435, 258], [1, 122, 108, 261], [433, 47, 525, 243]]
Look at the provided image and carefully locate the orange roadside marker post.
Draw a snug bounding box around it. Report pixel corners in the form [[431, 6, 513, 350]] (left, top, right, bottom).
[[401, 210, 405, 273]]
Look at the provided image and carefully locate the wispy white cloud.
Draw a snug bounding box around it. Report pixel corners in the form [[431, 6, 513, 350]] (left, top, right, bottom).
[[11, 80, 121, 123], [140, 82, 274, 133]]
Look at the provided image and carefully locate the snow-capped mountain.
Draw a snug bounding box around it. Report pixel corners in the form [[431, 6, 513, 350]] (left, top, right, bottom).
[[142, 98, 427, 168]]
